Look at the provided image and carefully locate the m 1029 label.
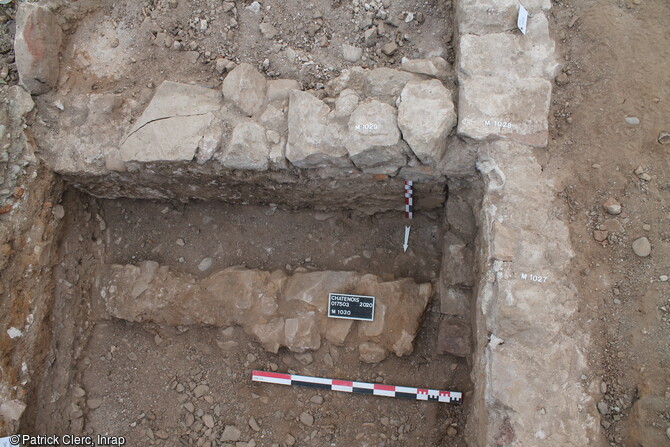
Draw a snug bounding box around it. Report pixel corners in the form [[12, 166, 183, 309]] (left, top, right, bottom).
[[327, 293, 375, 321]]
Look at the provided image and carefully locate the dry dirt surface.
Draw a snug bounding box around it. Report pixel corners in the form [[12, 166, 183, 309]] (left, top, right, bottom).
[[548, 1, 670, 445]]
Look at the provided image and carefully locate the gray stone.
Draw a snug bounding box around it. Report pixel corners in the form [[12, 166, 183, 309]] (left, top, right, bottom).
[[440, 286, 470, 316], [364, 68, 419, 105], [456, 0, 519, 35], [400, 57, 450, 80], [14, 3, 63, 94], [603, 197, 622, 215], [249, 416, 261, 431], [198, 257, 214, 272], [221, 426, 242, 442], [0, 399, 27, 421], [260, 23, 278, 39], [266, 79, 300, 108], [358, 341, 388, 363], [222, 63, 267, 116], [363, 27, 378, 47], [342, 44, 363, 63], [398, 80, 456, 164], [625, 116, 640, 125], [382, 42, 398, 56], [458, 76, 552, 147], [346, 100, 406, 172], [437, 319, 471, 357], [286, 91, 350, 168], [300, 411, 314, 427], [331, 89, 360, 123], [658, 131, 670, 145], [120, 81, 222, 162], [202, 414, 214, 428], [597, 401, 609, 415], [220, 120, 270, 171], [458, 14, 560, 81], [632, 237, 651, 257], [440, 233, 474, 287]]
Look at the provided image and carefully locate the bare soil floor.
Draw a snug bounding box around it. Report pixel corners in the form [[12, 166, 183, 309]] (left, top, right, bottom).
[[549, 1, 670, 445]]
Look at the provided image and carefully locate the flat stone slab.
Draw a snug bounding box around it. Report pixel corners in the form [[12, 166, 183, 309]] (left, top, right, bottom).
[[120, 81, 222, 162], [458, 14, 560, 81], [457, 0, 552, 35], [457, 76, 552, 147]]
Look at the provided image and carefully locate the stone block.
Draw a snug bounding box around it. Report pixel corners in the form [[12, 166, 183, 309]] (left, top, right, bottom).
[[364, 68, 419, 105], [284, 312, 321, 353], [286, 91, 351, 168], [439, 286, 471, 316], [120, 81, 222, 162], [398, 80, 457, 164], [14, 3, 63, 94], [222, 63, 267, 116], [456, 0, 519, 35], [457, 76, 552, 147], [266, 79, 300, 108], [440, 233, 474, 287], [358, 342, 389, 363], [437, 319, 471, 357], [219, 119, 270, 171], [400, 57, 450, 80], [346, 100, 407, 173], [458, 14, 560, 81]]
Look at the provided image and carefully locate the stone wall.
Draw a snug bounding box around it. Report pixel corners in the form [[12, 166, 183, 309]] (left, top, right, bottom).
[[32, 60, 468, 212], [454, 1, 602, 445], [95, 262, 431, 364]]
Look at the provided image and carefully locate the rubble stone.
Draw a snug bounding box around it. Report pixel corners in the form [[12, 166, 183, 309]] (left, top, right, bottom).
[[358, 342, 389, 363], [222, 63, 267, 116], [346, 100, 406, 173], [220, 120, 270, 171], [286, 91, 350, 168], [398, 80, 456, 164], [400, 57, 450, 80], [437, 319, 471, 357]]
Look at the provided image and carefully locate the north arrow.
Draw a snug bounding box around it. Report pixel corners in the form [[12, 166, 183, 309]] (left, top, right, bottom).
[[403, 225, 411, 252]]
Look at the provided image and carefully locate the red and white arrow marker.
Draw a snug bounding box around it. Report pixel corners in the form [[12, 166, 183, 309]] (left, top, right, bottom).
[[252, 370, 462, 404]]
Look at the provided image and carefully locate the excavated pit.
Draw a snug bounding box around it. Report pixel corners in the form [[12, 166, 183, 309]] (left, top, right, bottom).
[[24, 179, 480, 446]]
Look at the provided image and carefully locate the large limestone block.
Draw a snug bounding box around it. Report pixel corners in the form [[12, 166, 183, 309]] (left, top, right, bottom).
[[14, 3, 62, 94], [398, 80, 456, 164], [283, 271, 361, 312], [222, 63, 267, 116], [356, 275, 431, 356], [439, 286, 471, 316], [250, 318, 286, 353], [458, 14, 560, 81], [219, 120, 270, 171], [120, 81, 222, 162], [457, 0, 519, 35], [364, 68, 419, 105], [457, 76, 552, 147], [345, 100, 406, 173], [286, 91, 350, 168]]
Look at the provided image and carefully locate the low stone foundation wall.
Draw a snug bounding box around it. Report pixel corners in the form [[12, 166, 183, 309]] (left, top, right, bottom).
[[33, 60, 469, 212], [454, 0, 602, 445], [95, 262, 431, 363]]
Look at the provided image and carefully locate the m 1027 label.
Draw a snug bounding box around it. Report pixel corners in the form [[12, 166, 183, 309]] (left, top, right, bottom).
[[520, 273, 548, 283], [328, 293, 375, 321]]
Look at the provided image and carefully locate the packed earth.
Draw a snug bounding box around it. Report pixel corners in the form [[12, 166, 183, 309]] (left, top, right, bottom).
[[0, 0, 668, 447]]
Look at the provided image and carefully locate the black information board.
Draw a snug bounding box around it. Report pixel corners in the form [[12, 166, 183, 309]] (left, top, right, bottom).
[[327, 293, 375, 321]]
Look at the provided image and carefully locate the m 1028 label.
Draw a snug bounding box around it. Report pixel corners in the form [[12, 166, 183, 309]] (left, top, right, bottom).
[[328, 293, 375, 321]]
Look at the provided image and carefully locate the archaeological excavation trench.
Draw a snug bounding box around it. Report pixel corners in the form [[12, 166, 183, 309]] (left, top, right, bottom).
[[0, 0, 605, 446]]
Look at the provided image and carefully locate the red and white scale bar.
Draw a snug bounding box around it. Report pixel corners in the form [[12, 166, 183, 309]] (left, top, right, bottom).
[[252, 371, 462, 404], [404, 180, 413, 219]]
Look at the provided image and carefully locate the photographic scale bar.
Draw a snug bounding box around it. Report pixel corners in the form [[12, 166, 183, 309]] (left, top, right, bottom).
[[251, 370, 462, 404], [404, 180, 413, 219]]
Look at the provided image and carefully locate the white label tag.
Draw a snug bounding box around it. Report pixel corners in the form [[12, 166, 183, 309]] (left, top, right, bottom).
[[518, 5, 528, 35]]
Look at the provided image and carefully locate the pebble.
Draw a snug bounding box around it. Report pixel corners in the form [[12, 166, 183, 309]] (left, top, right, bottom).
[[221, 426, 242, 442], [246, 1, 261, 14], [660, 275, 668, 282], [198, 257, 214, 271], [260, 23, 278, 39], [249, 416, 260, 431], [631, 237, 651, 257], [382, 42, 398, 56], [184, 402, 195, 412], [593, 230, 608, 242], [176, 238, 185, 246], [597, 401, 609, 415], [642, 224, 651, 231], [87, 398, 103, 410], [602, 197, 622, 215], [555, 72, 570, 86], [310, 395, 324, 405], [658, 131, 670, 145], [202, 414, 214, 428], [299, 411, 314, 427], [666, 426, 670, 440], [624, 116, 640, 125], [342, 44, 363, 63], [193, 384, 209, 398]]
